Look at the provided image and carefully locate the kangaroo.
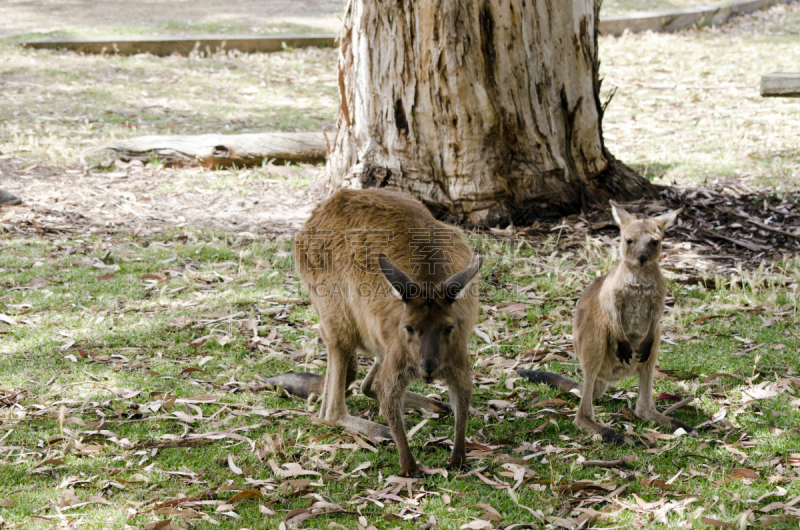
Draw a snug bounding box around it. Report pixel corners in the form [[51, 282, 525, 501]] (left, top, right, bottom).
[[517, 200, 696, 445], [264, 189, 481, 477]]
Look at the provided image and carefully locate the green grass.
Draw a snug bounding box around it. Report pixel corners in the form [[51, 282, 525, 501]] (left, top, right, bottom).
[[0, 42, 338, 167], [1, 226, 799, 529], [1, 3, 800, 527]]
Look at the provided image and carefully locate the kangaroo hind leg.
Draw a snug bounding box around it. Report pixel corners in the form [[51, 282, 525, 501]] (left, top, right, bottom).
[[574, 372, 625, 446], [635, 354, 698, 436], [262, 372, 324, 400]]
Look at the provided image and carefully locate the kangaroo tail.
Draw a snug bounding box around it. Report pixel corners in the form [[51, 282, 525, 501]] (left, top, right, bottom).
[[515, 369, 581, 393], [261, 372, 325, 401]]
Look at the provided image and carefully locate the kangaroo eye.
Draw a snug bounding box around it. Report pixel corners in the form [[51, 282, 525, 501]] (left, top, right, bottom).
[[650, 240, 659, 246], [404, 325, 415, 335], [444, 325, 455, 335], [626, 239, 633, 245]]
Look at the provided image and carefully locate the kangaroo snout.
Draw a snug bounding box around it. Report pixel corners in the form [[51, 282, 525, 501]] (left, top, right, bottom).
[[638, 254, 649, 266], [419, 359, 439, 381]]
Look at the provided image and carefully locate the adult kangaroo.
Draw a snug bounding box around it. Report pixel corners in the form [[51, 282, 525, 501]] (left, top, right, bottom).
[[517, 200, 697, 444], [265, 189, 481, 477]]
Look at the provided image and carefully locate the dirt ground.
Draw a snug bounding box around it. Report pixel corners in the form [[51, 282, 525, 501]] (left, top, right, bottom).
[[0, 157, 323, 237], [0, 0, 343, 38]]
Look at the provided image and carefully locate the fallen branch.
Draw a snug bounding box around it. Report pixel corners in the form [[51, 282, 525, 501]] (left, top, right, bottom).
[[695, 225, 770, 252], [580, 455, 637, 469], [663, 395, 695, 415], [727, 209, 800, 241], [191, 311, 247, 329], [100, 132, 327, 168], [133, 438, 219, 450]]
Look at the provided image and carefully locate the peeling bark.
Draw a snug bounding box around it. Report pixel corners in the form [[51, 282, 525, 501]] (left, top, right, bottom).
[[323, 0, 654, 226]]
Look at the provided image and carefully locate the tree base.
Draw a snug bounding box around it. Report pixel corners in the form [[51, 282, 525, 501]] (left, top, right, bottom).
[[404, 151, 655, 228]]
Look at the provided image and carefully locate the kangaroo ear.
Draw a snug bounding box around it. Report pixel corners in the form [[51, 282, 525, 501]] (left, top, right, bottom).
[[442, 254, 482, 303], [378, 254, 421, 302], [609, 200, 634, 228], [653, 208, 682, 234]]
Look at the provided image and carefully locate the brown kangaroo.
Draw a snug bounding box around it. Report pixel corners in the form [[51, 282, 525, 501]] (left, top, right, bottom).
[[264, 189, 481, 477], [517, 200, 697, 445]]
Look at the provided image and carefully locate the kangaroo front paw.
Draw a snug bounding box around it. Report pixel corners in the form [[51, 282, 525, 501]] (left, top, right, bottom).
[[616, 341, 633, 364], [635, 337, 653, 363]]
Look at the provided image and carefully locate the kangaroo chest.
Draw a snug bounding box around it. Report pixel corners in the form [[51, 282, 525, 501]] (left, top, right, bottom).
[[617, 283, 661, 348]]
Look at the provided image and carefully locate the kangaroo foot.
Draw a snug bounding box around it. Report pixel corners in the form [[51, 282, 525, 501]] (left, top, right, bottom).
[[403, 391, 452, 415], [446, 461, 471, 472], [670, 418, 698, 437], [262, 372, 324, 401], [0, 190, 22, 206], [643, 410, 699, 437], [400, 462, 424, 479], [515, 369, 581, 392], [334, 414, 393, 441], [428, 399, 452, 415]]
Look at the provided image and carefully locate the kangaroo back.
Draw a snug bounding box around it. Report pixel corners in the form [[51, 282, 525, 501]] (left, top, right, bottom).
[[295, 189, 476, 297], [270, 188, 481, 477]]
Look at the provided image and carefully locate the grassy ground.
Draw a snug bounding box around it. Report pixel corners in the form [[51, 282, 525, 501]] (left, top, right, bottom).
[[1, 3, 800, 529], [1, 224, 799, 529]]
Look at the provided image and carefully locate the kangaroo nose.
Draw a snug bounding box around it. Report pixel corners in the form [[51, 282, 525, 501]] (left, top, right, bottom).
[[420, 360, 439, 379], [638, 255, 648, 266]]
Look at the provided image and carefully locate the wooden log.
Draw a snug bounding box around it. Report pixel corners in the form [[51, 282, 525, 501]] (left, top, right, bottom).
[[101, 132, 328, 168], [761, 73, 800, 98], [598, 0, 797, 36], [22, 34, 337, 57], [599, 7, 717, 36]]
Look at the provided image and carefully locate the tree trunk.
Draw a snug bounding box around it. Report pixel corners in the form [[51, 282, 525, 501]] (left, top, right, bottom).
[[322, 0, 654, 226]]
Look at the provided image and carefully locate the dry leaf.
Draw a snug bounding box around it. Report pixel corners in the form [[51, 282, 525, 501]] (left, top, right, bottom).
[[460, 520, 494, 530], [700, 517, 733, 529], [532, 398, 571, 408], [228, 454, 243, 475], [143, 520, 172, 530], [715, 468, 759, 485], [285, 508, 313, 528], [477, 503, 502, 522], [227, 489, 262, 503]]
